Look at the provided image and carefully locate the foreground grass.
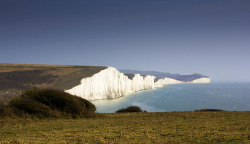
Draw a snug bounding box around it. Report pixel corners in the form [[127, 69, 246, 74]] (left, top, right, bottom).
[[1, 112, 250, 143]]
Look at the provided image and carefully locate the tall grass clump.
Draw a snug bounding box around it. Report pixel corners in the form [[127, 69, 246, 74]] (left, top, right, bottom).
[[116, 106, 143, 113], [3, 88, 96, 118]]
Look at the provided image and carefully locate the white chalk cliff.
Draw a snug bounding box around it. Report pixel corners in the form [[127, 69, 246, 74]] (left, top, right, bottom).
[[154, 78, 184, 87], [189, 77, 211, 83], [65, 67, 210, 100], [65, 67, 155, 100]]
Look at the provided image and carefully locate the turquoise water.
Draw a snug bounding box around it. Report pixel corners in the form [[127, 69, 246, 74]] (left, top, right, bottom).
[[92, 83, 250, 113]]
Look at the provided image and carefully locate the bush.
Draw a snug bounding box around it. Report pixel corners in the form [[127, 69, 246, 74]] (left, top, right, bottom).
[[77, 97, 96, 112], [0, 101, 27, 118], [20, 89, 85, 115], [116, 106, 143, 113], [194, 109, 225, 112], [5, 88, 96, 118], [9, 98, 50, 115]]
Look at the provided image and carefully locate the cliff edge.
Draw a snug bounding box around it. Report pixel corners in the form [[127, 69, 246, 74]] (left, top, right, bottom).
[[65, 67, 155, 100], [65, 67, 210, 100], [0, 63, 210, 102]]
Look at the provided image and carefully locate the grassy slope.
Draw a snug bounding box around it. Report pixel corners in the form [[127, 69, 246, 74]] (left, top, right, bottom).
[[1, 112, 250, 143], [0, 63, 107, 103], [0, 64, 107, 88]]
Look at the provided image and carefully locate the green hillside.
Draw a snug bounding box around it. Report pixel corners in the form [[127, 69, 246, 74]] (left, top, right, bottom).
[[0, 63, 107, 103]]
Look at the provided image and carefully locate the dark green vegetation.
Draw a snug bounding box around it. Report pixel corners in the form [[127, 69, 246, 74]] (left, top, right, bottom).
[[0, 63, 107, 103], [0, 89, 96, 118], [194, 109, 225, 112], [116, 106, 143, 113], [0, 112, 250, 143]]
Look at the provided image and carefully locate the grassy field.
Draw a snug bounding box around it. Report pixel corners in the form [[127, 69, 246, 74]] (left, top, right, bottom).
[[1, 111, 250, 143]]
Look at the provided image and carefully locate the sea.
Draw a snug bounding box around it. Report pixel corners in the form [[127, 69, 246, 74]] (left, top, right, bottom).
[[92, 83, 250, 113]]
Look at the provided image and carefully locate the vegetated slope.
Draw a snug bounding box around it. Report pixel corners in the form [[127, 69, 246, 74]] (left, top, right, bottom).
[[120, 70, 209, 82], [0, 70, 58, 90], [0, 63, 107, 103], [0, 63, 107, 90]]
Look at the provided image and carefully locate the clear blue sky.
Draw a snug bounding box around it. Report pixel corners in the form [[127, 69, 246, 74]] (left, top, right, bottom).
[[1, 0, 250, 82]]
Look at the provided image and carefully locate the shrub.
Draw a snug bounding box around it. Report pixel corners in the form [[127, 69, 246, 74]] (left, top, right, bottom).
[[116, 106, 143, 113], [5, 88, 96, 118], [9, 98, 50, 115], [0, 101, 28, 118], [194, 109, 225, 112], [77, 97, 96, 112], [20, 89, 85, 115]]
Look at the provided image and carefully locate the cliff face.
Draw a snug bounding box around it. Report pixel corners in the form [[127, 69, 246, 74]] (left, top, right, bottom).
[[0, 64, 210, 101], [154, 78, 184, 87], [190, 77, 211, 83], [65, 67, 155, 100], [65, 67, 210, 100]]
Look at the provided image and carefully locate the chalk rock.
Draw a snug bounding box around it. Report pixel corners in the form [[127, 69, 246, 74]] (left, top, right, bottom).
[[65, 67, 155, 100]]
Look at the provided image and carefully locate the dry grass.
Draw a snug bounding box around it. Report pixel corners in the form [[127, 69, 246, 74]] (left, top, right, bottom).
[[0, 63, 73, 72], [0, 112, 250, 143]]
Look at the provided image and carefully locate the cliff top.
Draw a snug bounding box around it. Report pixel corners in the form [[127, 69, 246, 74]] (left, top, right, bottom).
[[0, 63, 107, 91]]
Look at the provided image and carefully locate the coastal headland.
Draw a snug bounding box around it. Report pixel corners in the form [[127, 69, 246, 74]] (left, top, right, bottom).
[[0, 63, 210, 101]]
